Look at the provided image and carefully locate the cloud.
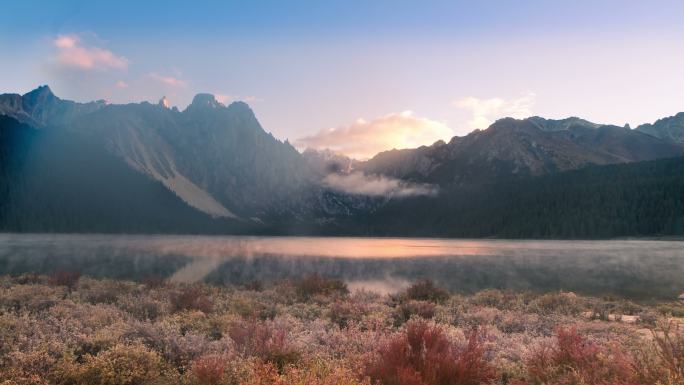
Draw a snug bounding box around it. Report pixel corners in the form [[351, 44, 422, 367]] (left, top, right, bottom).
[[148, 72, 187, 87], [53, 34, 128, 71], [454, 92, 535, 130], [115, 80, 129, 88], [296, 111, 453, 160], [322, 172, 437, 197]]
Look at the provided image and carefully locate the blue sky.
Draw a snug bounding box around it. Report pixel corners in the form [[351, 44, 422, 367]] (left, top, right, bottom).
[[2, 0, 684, 158]]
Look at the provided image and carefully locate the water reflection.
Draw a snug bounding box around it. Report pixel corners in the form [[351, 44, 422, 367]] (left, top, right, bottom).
[[1, 233, 683, 299]]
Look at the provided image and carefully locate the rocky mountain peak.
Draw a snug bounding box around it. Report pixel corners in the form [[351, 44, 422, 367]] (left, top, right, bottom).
[[189, 93, 223, 109], [22, 85, 57, 110], [23, 85, 55, 100], [158, 96, 170, 109], [636, 111, 684, 143]]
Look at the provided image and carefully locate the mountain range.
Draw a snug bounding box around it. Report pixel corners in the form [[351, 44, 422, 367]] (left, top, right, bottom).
[[2, 86, 684, 238]]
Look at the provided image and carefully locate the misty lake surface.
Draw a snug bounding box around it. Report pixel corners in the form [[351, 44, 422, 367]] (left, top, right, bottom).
[[1, 233, 683, 300]]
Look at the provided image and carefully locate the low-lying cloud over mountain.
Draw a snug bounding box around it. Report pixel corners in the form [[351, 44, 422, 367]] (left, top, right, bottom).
[[322, 172, 437, 197]]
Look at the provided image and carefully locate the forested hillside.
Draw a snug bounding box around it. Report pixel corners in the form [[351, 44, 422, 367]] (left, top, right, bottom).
[[329, 156, 684, 238]]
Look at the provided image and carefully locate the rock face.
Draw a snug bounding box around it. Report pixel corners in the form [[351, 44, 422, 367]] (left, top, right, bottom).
[[637, 112, 684, 143], [0, 85, 107, 127], [0, 87, 313, 220], [158, 96, 170, 109]]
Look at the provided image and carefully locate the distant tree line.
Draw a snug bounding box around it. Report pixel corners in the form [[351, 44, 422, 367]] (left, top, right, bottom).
[[331, 156, 684, 239]]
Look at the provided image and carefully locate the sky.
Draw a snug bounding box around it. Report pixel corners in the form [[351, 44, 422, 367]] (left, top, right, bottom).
[[2, 0, 684, 159]]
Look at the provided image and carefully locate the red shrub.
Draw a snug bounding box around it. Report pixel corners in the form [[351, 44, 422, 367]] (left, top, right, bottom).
[[522, 327, 636, 385], [48, 270, 81, 290], [405, 279, 449, 303], [228, 319, 300, 372], [366, 320, 495, 385], [192, 354, 227, 385], [169, 285, 213, 313]]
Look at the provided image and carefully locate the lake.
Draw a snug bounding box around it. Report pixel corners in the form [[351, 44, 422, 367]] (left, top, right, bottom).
[[1, 233, 683, 300]]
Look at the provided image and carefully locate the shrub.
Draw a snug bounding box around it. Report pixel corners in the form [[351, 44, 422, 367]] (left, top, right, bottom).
[[657, 303, 684, 318], [13, 273, 42, 285], [55, 343, 172, 385], [393, 300, 436, 326], [244, 280, 264, 292], [48, 270, 81, 290], [169, 285, 213, 313], [119, 296, 164, 321], [529, 292, 583, 316], [366, 320, 495, 385], [228, 319, 300, 372], [81, 286, 121, 305], [0, 284, 61, 313], [192, 354, 227, 385], [329, 299, 369, 328], [294, 273, 348, 301], [0, 348, 57, 385], [230, 295, 278, 321], [142, 276, 165, 289], [519, 327, 636, 385], [470, 289, 522, 311], [651, 321, 684, 382], [404, 279, 449, 303], [247, 360, 368, 385]]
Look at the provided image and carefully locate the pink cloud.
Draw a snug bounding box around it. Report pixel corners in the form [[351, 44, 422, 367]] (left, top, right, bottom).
[[148, 73, 187, 87], [115, 80, 129, 88], [296, 111, 453, 160], [53, 34, 128, 71]]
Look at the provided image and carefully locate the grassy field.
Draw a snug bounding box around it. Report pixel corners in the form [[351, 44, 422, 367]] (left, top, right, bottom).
[[1, 273, 683, 385]]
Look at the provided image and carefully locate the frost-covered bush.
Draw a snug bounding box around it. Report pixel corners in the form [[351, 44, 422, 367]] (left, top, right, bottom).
[[528, 292, 584, 316], [169, 285, 214, 313], [403, 279, 449, 303], [294, 273, 349, 301], [54, 343, 174, 385]]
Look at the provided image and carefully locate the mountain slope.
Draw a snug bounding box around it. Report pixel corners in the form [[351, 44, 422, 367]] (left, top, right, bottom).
[[170, 96, 312, 217], [0, 87, 314, 220], [0, 115, 247, 233], [360, 117, 684, 185], [637, 112, 684, 143], [67, 101, 237, 218]]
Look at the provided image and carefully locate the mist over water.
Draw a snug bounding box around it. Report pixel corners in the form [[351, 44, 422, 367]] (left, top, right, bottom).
[[1, 233, 683, 299]]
